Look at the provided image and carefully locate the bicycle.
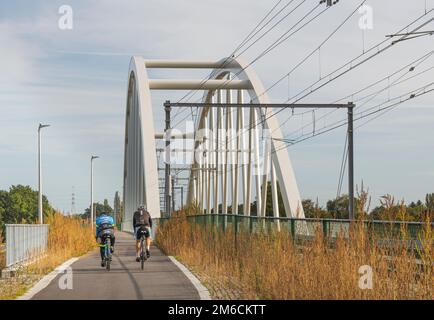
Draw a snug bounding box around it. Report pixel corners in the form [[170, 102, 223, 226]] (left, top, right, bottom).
[[138, 228, 150, 270], [101, 234, 112, 271]]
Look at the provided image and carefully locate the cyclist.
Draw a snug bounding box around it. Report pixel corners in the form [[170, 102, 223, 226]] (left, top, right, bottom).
[[133, 205, 152, 262], [96, 211, 116, 267]]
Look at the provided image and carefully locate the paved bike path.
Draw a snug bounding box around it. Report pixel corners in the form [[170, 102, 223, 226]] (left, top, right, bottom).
[[31, 231, 200, 300]]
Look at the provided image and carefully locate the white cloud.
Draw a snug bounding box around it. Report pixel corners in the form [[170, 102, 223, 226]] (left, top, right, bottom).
[[0, 23, 42, 86]]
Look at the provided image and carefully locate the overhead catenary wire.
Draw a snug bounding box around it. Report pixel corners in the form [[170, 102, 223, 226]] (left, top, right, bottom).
[[261, 0, 367, 100], [171, 1, 332, 129], [172, 0, 290, 114], [163, 6, 434, 205], [284, 50, 434, 140], [162, 1, 300, 177], [233, 0, 306, 59], [170, 0, 286, 124], [249, 1, 428, 140], [262, 12, 434, 141], [277, 82, 434, 154], [182, 0, 327, 114], [170, 35, 434, 212], [241, 0, 367, 137], [170, 0, 298, 126], [351, 81, 434, 131], [289, 57, 434, 139], [175, 32, 434, 182], [271, 81, 434, 155], [259, 10, 434, 134], [239, 12, 434, 161], [174, 7, 433, 143], [287, 12, 434, 104], [197, 80, 434, 185], [166, 80, 434, 206]]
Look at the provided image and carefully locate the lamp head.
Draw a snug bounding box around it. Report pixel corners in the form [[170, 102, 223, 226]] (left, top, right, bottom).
[[38, 123, 50, 130]]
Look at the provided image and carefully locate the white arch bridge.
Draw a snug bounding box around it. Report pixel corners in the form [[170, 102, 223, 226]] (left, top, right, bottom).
[[122, 56, 351, 231]]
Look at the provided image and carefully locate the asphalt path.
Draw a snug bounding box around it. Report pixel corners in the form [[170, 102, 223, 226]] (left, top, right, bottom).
[[31, 231, 200, 300]]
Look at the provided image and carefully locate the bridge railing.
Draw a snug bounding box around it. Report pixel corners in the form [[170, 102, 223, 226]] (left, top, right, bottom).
[[155, 214, 429, 243], [5, 224, 49, 269]]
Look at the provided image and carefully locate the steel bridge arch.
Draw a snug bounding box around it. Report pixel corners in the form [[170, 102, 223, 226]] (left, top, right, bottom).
[[123, 57, 160, 231], [123, 56, 304, 231]]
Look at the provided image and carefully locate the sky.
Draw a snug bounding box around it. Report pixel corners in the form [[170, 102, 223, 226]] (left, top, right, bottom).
[[0, 0, 433, 213]]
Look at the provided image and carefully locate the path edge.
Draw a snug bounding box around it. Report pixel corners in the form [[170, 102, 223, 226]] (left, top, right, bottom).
[[168, 256, 211, 300], [16, 257, 79, 300]]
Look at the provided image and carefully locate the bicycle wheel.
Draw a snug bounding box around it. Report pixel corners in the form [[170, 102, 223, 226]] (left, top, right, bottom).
[[140, 236, 145, 270], [105, 238, 111, 271]]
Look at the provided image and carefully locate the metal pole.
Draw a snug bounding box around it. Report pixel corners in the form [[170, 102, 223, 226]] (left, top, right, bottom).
[[38, 123, 49, 224], [164, 101, 171, 217], [347, 104, 354, 220], [91, 158, 94, 228], [38, 126, 42, 224], [90, 155, 99, 229], [166, 102, 354, 109], [171, 175, 175, 213], [181, 186, 184, 209]]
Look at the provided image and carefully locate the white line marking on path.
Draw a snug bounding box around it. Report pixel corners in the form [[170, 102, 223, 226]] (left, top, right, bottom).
[[168, 256, 211, 300], [17, 257, 79, 300]]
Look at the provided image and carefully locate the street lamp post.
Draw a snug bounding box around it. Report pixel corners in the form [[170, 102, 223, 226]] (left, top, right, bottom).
[[90, 155, 99, 229], [38, 123, 50, 224]]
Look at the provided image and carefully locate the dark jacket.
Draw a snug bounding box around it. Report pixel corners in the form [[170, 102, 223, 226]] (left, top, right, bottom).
[[133, 210, 152, 228]]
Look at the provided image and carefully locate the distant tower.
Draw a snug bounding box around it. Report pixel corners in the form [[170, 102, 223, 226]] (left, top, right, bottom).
[[71, 186, 76, 216]]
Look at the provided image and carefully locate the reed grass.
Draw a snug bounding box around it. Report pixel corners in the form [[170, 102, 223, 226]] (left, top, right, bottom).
[[156, 212, 433, 300], [0, 250, 5, 270]]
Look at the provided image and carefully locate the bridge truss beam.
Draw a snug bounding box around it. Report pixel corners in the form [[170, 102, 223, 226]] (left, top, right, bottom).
[[123, 56, 355, 232]]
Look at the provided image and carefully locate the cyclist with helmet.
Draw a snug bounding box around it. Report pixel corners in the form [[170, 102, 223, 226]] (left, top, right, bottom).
[[133, 205, 153, 261], [95, 211, 116, 267]]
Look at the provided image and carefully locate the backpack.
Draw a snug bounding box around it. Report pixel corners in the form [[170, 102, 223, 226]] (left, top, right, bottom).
[[135, 210, 150, 226]]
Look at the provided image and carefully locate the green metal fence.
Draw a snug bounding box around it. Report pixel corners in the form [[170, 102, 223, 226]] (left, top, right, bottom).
[[155, 214, 431, 242]]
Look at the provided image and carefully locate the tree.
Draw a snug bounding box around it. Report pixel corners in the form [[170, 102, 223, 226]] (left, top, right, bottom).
[[326, 195, 349, 219], [370, 205, 385, 220], [302, 199, 330, 218], [368, 195, 416, 221], [82, 199, 114, 219], [264, 181, 286, 217], [102, 199, 113, 214], [405, 201, 424, 221], [113, 191, 122, 225], [0, 190, 9, 240], [302, 199, 316, 218], [425, 193, 434, 210], [0, 185, 54, 237], [4, 185, 52, 223]]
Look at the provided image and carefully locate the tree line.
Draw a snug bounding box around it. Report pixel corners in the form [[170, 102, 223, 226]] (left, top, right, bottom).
[[80, 191, 123, 226], [0, 185, 123, 241], [214, 182, 433, 222], [1, 183, 432, 242], [0, 185, 54, 240], [301, 193, 434, 221]]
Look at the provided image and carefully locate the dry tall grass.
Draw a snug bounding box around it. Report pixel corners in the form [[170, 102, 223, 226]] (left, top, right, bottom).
[[156, 214, 433, 300], [0, 248, 5, 270], [0, 213, 96, 299], [28, 213, 96, 273]]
